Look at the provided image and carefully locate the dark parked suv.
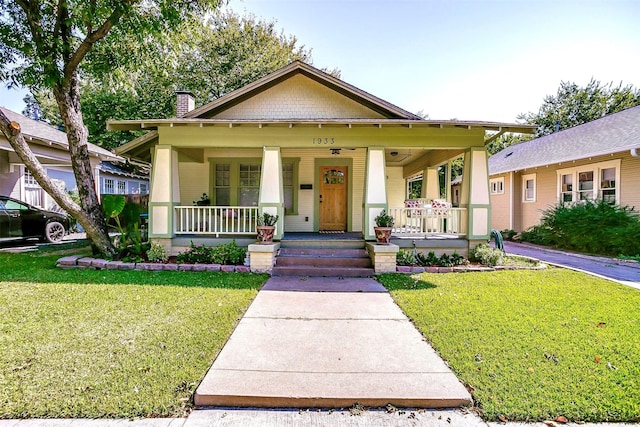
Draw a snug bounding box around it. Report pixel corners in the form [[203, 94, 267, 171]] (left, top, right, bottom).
[[0, 196, 69, 244]]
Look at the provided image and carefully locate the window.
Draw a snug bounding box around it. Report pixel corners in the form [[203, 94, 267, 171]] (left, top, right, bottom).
[[104, 178, 115, 194], [560, 173, 573, 202], [24, 169, 39, 187], [600, 167, 616, 203], [214, 163, 231, 205], [239, 163, 261, 206], [211, 158, 299, 213], [490, 177, 504, 194], [283, 162, 294, 214], [139, 183, 148, 194], [117, 181, 127, 194], [523, 174, 536, 202], [557, 160, 620, 205], [578, 171, 594, 200], [211, 160, 261, 206]]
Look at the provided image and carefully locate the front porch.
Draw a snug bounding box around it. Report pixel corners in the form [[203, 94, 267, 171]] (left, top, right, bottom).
[[172, 204, 468, 242]]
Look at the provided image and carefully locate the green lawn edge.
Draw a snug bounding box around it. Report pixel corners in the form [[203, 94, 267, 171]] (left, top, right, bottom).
[[378, 270, 640, 423], [0, 249, 268, 418]]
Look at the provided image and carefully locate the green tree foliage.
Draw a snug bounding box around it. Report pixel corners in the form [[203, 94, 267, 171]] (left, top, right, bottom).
[[0, 0, 220, 257], [519, 79, 640, 137], [486, 132, 533, 156], [30, 11, 313, 150]]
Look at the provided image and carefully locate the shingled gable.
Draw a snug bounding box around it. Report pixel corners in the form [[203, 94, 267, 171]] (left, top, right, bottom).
[[184, 60, 423, 121], [489, 105, 640, 175]]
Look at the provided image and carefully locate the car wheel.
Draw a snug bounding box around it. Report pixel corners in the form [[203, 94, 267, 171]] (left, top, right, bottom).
[[45, 221, 66, 243]]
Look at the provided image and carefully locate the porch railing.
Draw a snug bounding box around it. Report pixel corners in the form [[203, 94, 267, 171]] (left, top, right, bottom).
[[388, 207, 467, 237], [174, 206, 259, 236]]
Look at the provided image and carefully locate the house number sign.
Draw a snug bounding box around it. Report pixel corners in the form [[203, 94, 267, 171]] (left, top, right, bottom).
[[312, 137, 336, 145]]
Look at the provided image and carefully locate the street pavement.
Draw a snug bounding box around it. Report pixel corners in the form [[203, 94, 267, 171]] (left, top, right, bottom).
[[504, 241, 640, 289]]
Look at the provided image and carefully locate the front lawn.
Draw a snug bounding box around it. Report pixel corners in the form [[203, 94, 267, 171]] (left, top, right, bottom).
[[379, 269, 640, 423], [0, 247, 267, 418]]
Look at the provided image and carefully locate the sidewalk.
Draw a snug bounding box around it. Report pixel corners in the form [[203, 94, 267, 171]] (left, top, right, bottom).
[[194, 276, 471, 408]]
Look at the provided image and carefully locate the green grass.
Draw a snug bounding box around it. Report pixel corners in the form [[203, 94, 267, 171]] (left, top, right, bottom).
[[0, 247, 267, 418], [378, 269, 640, 423]]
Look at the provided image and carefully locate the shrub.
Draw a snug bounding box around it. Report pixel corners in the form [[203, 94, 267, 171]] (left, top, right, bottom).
[[470, 243, 504, 267], [396, 249, 417, 266], [176, 242, 213, 264], [210, 241, 247, 265], [146, 242, 169, 263], [398, 250, 468, 267], [501, 229, 517, 241], [416, 251, 440, 267], [520, 199, 640, 256], [176, 241, 247, 265]]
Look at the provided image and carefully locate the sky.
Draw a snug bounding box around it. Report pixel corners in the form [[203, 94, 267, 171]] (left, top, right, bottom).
[[1, 0, 639, 123]]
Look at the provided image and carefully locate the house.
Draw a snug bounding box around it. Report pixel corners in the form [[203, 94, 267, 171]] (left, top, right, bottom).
[[0, 107, 121, 211], [98, 161, 149, 196], [488, 105, 640, 232], [109, 61, 533, 265]]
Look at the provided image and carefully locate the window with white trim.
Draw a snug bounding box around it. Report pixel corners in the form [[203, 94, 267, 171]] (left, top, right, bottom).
[[104, 178, 115, 194], [556, 159, 620, 205], [140, 183, 148, 194], [490, 177, 504, 194], [523, 173, 536, 202], [117, 181, 127, 194], [24, 169, 39, 187]]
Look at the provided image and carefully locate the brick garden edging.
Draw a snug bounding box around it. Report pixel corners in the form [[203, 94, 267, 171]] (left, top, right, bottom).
[[395, 264, 547, 273], [57, 255, 546, 275], [56, 255, 251, 272]]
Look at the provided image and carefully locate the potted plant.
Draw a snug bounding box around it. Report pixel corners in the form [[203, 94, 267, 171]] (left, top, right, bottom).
[[374, 209, 394, 244], [257, 212, 279, 243], [194, 193, 210, 206]]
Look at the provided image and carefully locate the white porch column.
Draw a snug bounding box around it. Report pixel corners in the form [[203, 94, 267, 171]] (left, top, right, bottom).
[[258, 147, 284, 240], [363, 147, 387, 240], [94, 164, 101, 202], [461, 147, 491, 243], [420, 167, 440, 200], [149, 145, 180, 239]]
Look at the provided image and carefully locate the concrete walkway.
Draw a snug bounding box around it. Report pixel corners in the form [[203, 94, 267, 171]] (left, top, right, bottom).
[[504, 241, 640, 289], [194, 276, 472, 408]]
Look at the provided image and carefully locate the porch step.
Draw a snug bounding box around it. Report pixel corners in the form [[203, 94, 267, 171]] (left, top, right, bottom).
[[273, 242, 374, 277], [280, 239, 366, 250]]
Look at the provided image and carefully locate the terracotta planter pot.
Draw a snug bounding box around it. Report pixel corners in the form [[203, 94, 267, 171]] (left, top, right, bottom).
[[257, 225, 275, 243], [374, 226, 392, 244]]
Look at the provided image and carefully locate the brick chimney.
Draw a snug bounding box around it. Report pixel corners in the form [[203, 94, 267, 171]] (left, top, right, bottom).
[[176, 90, 195, 118]]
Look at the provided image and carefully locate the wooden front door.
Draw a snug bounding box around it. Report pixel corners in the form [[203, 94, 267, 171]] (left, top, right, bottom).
[[319, 166, 348, 231]]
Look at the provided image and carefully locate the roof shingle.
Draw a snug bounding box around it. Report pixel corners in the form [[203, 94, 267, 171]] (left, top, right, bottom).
[[489, 105, 640, 175]]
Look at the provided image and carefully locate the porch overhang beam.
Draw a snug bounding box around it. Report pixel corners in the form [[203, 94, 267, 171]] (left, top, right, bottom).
[[106, 118, 537, 133], [484, 128, 506, 145]]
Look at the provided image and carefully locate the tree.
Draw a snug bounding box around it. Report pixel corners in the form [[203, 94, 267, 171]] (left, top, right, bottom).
[[519, 79, 640, 137], [30, 11, 314, 151], [486, 132, 532, 156], [0, 0, 220, 257]]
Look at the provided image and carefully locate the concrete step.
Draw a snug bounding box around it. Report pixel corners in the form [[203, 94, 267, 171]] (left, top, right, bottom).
[[271, 266, 375, 277], [275, 256, 372, 268], [280, 239, 366, 250], [278, 247, 369, 258]]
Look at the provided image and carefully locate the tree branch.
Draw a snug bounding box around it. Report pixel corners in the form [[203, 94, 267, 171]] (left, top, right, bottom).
[[64, 3, 132, 81], [0, 109, 82, 217]]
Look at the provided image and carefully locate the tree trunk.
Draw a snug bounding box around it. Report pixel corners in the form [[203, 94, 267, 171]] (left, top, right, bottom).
[[0, 84, 117, 258]]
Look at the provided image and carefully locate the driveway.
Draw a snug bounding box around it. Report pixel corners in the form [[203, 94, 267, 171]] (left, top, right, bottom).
[[504, 241, 640, 289]]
